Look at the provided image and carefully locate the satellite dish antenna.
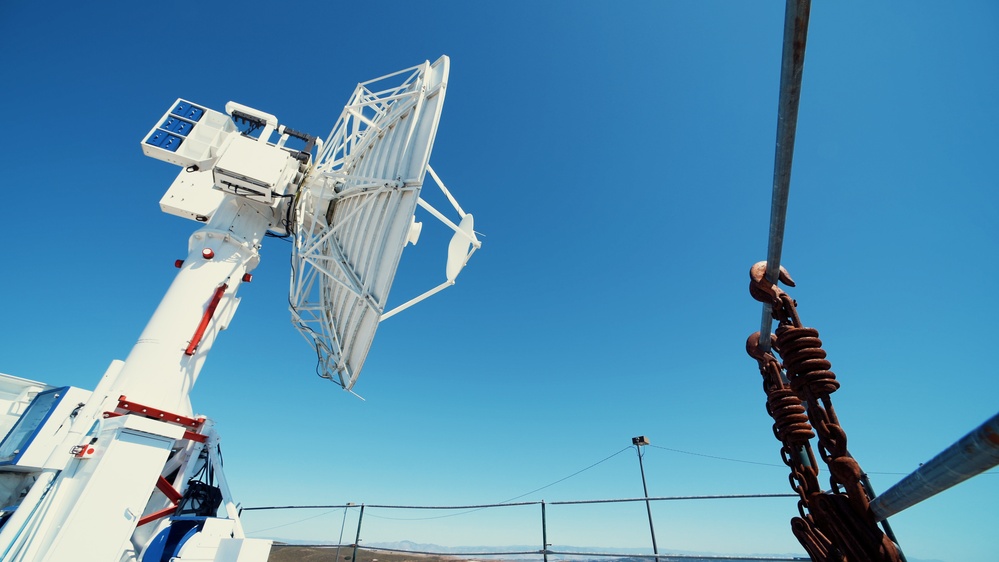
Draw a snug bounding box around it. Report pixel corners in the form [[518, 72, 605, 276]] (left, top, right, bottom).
[[290, 56, 480, 390], [0, 56, 478, 562]]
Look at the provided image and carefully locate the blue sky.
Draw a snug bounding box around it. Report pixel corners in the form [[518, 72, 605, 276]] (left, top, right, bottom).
[[1, 2, 996, 561]]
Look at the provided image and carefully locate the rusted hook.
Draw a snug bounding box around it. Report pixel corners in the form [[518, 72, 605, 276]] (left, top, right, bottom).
[[746, 331, 779, 362], [749, 261, 796, 306]]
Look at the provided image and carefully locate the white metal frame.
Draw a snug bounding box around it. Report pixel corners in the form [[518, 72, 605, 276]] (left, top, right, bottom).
[[290, 56, 478, 391], [380, 166, 480, 320]]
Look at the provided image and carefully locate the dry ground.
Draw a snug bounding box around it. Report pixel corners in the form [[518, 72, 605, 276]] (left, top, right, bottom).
[[268, 546, 463, 562]]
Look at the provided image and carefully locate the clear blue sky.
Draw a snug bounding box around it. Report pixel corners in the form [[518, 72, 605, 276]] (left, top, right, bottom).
[[1, 2, 996, 561]]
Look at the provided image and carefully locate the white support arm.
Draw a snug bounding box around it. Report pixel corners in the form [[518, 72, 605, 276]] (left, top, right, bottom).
[[427, 165, 466, 218], [380, 280, 454, 321], [417, 198, 480, 247]]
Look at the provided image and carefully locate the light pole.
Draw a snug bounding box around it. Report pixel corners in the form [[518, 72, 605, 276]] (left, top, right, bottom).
[[335, 502, 355, 562], [632, 436, 660, 562]]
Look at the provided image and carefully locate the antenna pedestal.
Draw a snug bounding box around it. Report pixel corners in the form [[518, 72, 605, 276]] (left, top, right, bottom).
[[109, 196, 271, 415]]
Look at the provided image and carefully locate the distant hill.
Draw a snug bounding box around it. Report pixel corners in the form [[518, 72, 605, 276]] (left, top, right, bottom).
[[269, 545, 451, 562]]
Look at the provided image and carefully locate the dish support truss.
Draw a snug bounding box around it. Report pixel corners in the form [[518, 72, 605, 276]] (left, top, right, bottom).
[[290, 57, 479, 390]]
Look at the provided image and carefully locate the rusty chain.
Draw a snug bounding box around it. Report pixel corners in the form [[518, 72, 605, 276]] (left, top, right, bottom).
[[747, 261, 901, 562], [747, 330, 835, 561]]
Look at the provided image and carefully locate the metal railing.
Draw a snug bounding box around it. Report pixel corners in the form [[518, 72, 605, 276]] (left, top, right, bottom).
[[243, 493, 808, 562]]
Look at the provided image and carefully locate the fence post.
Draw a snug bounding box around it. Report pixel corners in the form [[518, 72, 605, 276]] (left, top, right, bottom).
[[541, 500, 549, 562]]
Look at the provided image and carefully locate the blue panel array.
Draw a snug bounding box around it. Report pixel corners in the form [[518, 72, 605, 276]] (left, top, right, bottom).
[[162, 116, 193, 135], [171, 102, 204, 122], [146, 130, 171, 146], [145, 100, 205, 153]]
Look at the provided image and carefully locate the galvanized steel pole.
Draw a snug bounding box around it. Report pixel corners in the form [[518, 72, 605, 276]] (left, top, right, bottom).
[[759, 0, 811, 354], [871, 411, 999, 521], [756, 0, 818, 497]]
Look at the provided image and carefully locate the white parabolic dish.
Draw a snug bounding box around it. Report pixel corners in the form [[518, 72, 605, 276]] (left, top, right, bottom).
[[290, 56, 476, 390]]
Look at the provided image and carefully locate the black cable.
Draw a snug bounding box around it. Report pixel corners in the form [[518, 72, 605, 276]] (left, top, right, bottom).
[[496, 446, 632, 504], [648, 444, 785, 468], [363, 446, 633, 522]]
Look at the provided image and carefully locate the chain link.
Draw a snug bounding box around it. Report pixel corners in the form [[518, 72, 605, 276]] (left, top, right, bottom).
[[747, 262, 902, 562]]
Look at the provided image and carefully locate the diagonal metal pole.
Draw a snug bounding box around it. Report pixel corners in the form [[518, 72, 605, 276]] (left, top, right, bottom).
[[754, 5, 907, 558], [757, 0, 818, 508], [871, 411, 999, 521], [758, 0, 811, 354]]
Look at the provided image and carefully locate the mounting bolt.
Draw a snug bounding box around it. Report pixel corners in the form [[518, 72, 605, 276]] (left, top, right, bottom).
[[202, 248, 214, 260]]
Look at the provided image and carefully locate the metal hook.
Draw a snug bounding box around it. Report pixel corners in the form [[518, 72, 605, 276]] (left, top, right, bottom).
[[746, 331, 779, 362], [749, 261, 795, 306]]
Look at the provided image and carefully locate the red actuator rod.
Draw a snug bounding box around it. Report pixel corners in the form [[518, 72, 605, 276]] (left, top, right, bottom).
[[184, 283, 228, 356]]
